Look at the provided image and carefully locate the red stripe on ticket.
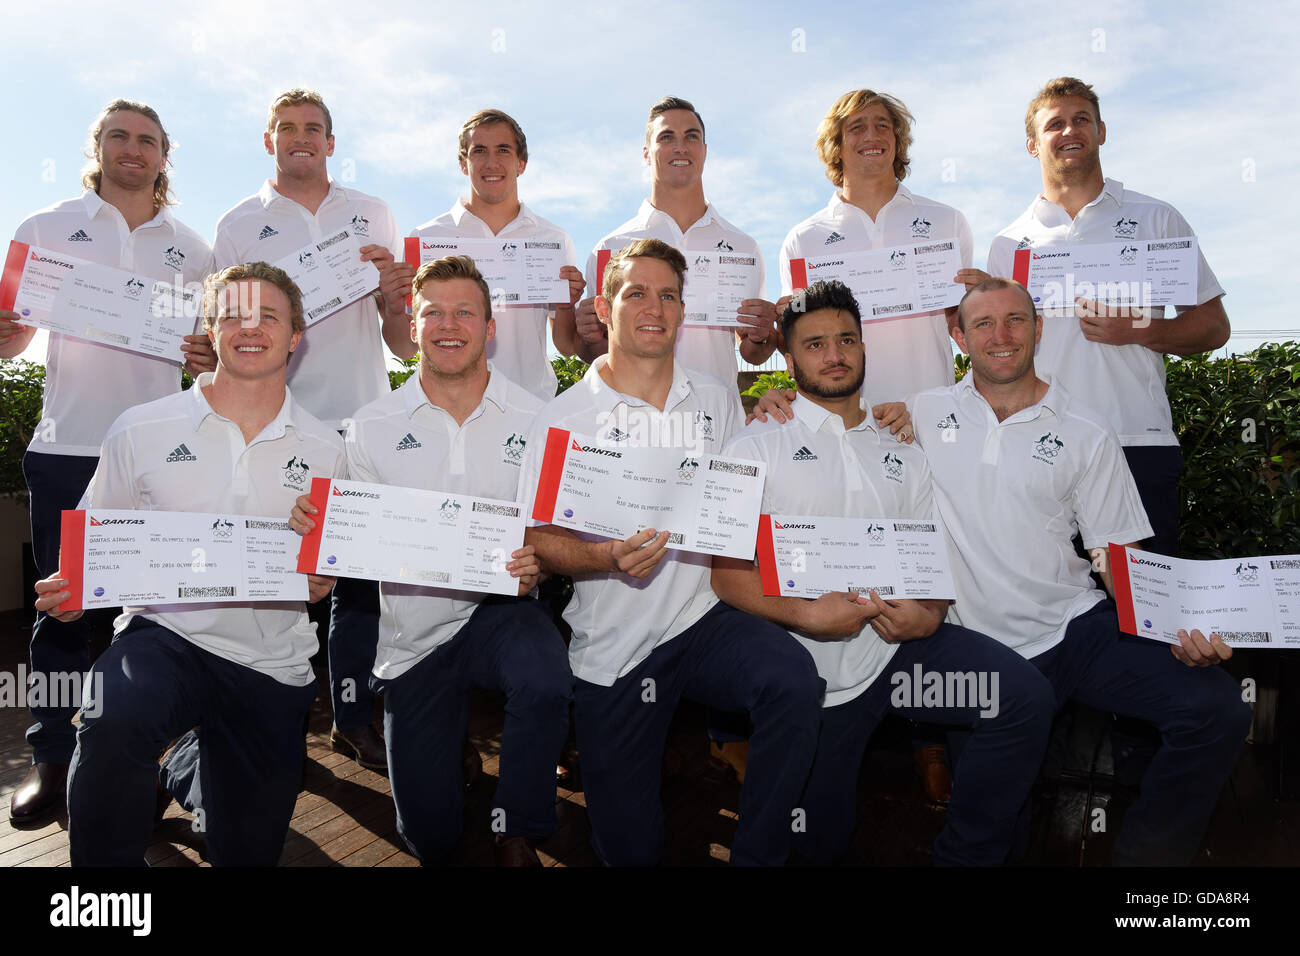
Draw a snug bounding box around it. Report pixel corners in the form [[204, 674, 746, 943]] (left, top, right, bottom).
[[756, 514, 782, 596], [1012, 248, 1031, 289], [595, 249, 611, 293], [1108, 542, 1138, 636], [0, 241, 31, 312], [403, 237, 421, 268], [58, 510, 86, 612], [295, 477, 333, 573], [788, 258, 808, 291], [532, 428, 572, 524]]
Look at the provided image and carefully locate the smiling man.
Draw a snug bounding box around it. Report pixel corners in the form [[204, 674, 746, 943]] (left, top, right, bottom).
[[909, 276, 1249, 865], [2, 99, 215, 823], [34, 262, 345, 865], [571, 97, 779, 393], [522, 238, 824, 866], [291, 255, 573, 866], [378, 109, 583, 401], [986, 77, 1230, 557], [214, 88, 412, 769], [779, 89, 977, 408]]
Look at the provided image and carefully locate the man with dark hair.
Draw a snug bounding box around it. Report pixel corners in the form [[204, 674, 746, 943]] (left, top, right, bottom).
[[523, 238, 824, 866], [34, 263, 345, 865], [292, 255, 573, 866], [1, 98, 214, 822], [214, 88, 412, 770], [987, 76, 1230, 556], [713, 280, 1055, 864], [571, 97, 779, 395], [378, 108, 585, 401]]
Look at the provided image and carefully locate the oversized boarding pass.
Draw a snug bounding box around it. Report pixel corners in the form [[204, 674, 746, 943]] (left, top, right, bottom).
[[787, 238, 963, 321], [274, 228, 380, 326], [756, 514, 956, 600], [531, 428, 766, 559], [595, 244, 763, 328], [1, 240, 197, 361], [1012, 237, 1199, 308], [56, 509, 306, 611], [1109, 544, 1300, 649], [296, 478, 525, 595], [405, 236, 569, 306]]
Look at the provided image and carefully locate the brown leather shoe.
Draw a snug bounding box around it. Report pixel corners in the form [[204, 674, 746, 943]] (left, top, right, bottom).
[[463, 739, 482, 791], [495, 834, 542, 867], [330, 724, 388, 771], [914, 744, 952, 805], [9, 762, 68, 823]]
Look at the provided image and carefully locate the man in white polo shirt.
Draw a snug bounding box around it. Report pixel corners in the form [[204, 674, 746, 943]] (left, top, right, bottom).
[[376, 109, 584, 402], [570, 96, 779, 392], [214, 88, 413, 769], [34, 262, 345, 866], [291, 256, 572, 866], [523, 239, 824, 866], [986, 77, 1230, 557], [910, 277, 1249, 865], [712, 279, 1054, 865], [779, 89, 976, 408], [1, 98, 214, 823]]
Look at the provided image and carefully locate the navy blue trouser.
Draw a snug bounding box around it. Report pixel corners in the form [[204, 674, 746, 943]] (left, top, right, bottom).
[[573, 601, 825, 867], [1122, 445, 1182, 557], [67, 620, 317, 866], [370, 597, 573, 862], [23, 449, 99, 765], [796, 623, 1056, 866], [328, 576, 381, 730], [1029, 599, 1251, 865]]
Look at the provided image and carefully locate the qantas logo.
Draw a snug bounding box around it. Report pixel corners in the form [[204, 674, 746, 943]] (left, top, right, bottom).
[[88, 516, 145, 526], [774, 521, 816, 530], [1128, 554, 1172, 571], [31, 251, 73, 270], [332, 486, 381, 499], [570, 439, 622, 458]]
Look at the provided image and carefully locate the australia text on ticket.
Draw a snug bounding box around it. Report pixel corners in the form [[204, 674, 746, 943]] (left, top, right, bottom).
[[1109, 543, 1300, 648], [275, 228, 379, 326], [1, 240, 196, 362], [788, 239, 963, 322], [296, 478, 524, 596], [1012, 237, 1199, 309], [756, 514, 956, 600], [531, 428, 766, 559], [405, 236, 569, 306], [57, 509, 306, 611]]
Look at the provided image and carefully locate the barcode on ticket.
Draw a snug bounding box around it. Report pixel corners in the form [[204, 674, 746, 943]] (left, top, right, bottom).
[[472, 501, 520, 517], [852, 585, 895, 596], [399, 568, 452, 584], [708, 460, 758, 477], [1218, 630, 1271, 644], [1271, 559, 1300, 570], [308, 297, 342, 320], [178, 586, 237, 599], [316, 231, 349, 251], [893, 521, 935, 532], [667, 533, 685, 545]]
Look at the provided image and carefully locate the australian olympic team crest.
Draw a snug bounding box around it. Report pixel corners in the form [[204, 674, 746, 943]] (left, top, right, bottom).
[[881, 452, 904, 483], [1113, 217, 1140, 238], [694, 410, 714, 441], [1233, 562, 1260, 583], [503, 433, 526, 463], [1032, 432, 1064, 464], [350, 213, 370, 237], [678, 457, 700, 481], [439, 498, 462, 521], [911, 216, 932, 238], [693, 254, 711, 275], [211, 517, 234, 539], [283, 456, 309, 489], [866, 522, 886, 544]]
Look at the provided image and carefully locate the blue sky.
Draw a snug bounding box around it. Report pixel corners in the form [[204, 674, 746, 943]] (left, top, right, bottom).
[[4, 0, 1296, 365]]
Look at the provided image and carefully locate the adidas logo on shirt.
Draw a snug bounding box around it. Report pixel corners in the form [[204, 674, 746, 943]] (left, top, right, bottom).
[[67, 229, 92, 242], [824, 231, 846, 245], [395, 433, 423, 451], [936, 413, 959, 429], [166, 443, 197, 463], [792, 446, 818, 461], [258, 225, 279, 240]]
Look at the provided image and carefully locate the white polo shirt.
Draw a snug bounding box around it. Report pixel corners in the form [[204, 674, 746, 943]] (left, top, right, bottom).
[[911, 375, 1152, 659], [16, 191, 214, 457], [213, 179, 400, 430], [347, 365, 544, 680], [78, 374, 346, 686], [412, 201, 577, 402], [725, 398, 939, 706], [986, 178, 1225, 446], [585, 199, 764, 389], [521, 355, 740, 686], [779, 187, 973, 408]]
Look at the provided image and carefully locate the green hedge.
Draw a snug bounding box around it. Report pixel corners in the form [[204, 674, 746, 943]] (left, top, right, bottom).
[[4, 346, 1297, 562]]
